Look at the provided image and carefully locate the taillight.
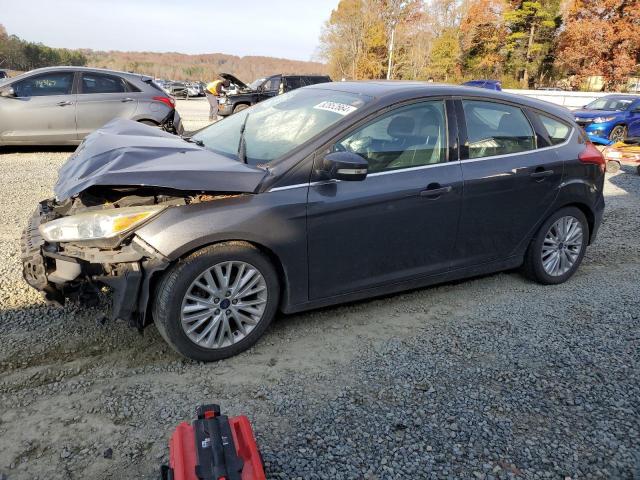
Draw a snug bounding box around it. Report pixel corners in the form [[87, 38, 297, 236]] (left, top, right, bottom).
[[153, 95, 175, 109], [579, 142, 606, 173]]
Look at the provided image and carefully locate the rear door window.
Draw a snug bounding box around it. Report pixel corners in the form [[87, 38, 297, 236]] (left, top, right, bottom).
[[462, 100, 536, 159], [80, 73, 127, 94], [13, 72, 74, 97], [537, 114, 571, 145]]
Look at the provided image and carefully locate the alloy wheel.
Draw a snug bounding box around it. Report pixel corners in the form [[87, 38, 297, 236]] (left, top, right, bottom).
[[180, 261, 268, 349], [609, 126, 626, 143], [541, 216, 584, 277]]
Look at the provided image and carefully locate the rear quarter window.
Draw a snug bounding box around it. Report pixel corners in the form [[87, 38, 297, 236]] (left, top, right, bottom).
[[538, 114, 572, 145]]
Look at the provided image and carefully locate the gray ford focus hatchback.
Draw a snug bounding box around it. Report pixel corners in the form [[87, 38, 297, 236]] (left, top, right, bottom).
[[22, 82, 605, 361]]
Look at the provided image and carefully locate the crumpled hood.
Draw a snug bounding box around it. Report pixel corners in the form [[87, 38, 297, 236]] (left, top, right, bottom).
[[54, 119, 267, 200], [573, 109, 622, 119]]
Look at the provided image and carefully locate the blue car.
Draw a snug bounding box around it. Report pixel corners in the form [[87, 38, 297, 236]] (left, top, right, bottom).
[[573, 95, 640, 144], [462, 80, 502, 91]]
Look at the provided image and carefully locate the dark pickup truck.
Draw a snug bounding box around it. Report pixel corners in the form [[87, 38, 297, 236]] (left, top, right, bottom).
[[217, 73, 331, 116]]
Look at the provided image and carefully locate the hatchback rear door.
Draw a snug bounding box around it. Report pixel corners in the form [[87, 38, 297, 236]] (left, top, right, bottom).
[[453, 98, 565, 267], [307, 99, 463, 299], [0, 70, 77, 144], [75, 71, 138, 138]]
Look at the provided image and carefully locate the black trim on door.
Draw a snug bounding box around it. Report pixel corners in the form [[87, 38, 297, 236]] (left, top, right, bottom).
[[445, 98, 459, 162]]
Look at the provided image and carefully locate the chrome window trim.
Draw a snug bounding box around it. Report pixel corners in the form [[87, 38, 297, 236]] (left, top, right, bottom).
[[461, 126, 575, 164]]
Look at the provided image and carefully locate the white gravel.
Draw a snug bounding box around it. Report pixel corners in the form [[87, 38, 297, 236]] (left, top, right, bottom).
[[0, 118, 638, 479]]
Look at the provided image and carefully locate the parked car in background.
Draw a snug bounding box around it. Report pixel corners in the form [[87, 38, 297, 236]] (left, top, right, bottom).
[[0, 69, 8, 80], [0, 66, 182, 146], [573, 94, 640, 143], [217, 73, 331, 116], [22, 82, 604, 361], [462, 79, 502, 91], [185, 82, 205, 97]]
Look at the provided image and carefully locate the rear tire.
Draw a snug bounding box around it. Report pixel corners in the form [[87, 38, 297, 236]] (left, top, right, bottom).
[[153, 242, 280, 361], [522, 207, 589, 285]]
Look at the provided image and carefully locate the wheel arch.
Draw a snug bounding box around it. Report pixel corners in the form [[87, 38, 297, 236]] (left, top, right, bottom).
[[146, 238, 290, 326], [555, 201, 596, 244]]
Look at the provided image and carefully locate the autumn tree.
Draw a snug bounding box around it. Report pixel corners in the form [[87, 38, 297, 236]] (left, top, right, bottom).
[[555, 0, 640, 90], [460, 0, 508, 79], [503, 0, 560, 87], [426, 28, 463, 81]]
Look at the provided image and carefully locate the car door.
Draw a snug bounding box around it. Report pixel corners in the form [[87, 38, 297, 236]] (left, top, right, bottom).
[[454, 98, 564, 267], [307, 99, 463, 299], [626, 100, 640, 137], [258, 75, 281, 101], [75, 71, 139, 138], [0, 70, 76, 144]]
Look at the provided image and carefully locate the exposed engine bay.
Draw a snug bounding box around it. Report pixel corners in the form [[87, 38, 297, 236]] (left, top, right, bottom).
[[22, 186, 241, 329]]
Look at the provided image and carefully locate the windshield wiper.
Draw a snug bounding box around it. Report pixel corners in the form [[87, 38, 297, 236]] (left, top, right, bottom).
[[183, 136, 204, 147], [237, 113, 250, 164]]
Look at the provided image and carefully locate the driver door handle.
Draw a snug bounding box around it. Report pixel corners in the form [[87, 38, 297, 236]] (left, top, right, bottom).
[[57, 101, 73, 106], [420, 184, 452, 199], [121, 97, 134, 103]]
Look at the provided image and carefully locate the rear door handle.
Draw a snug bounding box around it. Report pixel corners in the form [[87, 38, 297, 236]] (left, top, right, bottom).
[[530, 169, 554, 179], [420, 184, 453, 198], [121, 97, 134, 103], [57, 101, 73, 106]]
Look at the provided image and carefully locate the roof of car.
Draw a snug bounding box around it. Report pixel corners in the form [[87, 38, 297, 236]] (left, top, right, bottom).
[[308, 81, 574, 121], [13, 65, 150, 79]]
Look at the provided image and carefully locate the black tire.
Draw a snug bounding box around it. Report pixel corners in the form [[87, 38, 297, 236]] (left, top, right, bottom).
[[606, 160, 621, 173], [522, 206, 589, 285], [637, 165, 640, 176], [153, 242, 280, 361], [608, 125, 627, 143], [233, 103, 249, 114]]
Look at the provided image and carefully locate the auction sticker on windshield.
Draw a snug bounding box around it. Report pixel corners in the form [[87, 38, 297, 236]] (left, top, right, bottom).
[[314, 101, 358, 116]]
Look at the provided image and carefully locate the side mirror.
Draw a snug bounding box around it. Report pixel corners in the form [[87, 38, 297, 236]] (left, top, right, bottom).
[[1, 87, 16, 98], [321, 151, 368, 181]]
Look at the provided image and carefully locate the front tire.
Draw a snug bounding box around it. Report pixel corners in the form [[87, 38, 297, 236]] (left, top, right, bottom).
[[522, 207, 589, 285], [153, 242, 280, 361], [609, 125, 627, 143], [233, 104, 249, 114]]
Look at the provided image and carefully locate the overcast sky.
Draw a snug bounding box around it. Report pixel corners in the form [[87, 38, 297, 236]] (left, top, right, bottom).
[[0, 0, 339, 61]]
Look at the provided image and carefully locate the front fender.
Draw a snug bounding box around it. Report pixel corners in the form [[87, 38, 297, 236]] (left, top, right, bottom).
[[134, 188, 309, 309]]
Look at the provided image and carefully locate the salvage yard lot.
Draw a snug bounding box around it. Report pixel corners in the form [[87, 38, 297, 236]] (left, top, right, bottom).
[[0, 100, 639, 479]]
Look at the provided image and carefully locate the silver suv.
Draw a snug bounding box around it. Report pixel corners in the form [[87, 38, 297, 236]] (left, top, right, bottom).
[[0, 66, 182, 146]]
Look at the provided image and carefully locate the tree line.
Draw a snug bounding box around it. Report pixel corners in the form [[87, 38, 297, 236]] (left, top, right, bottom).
[[0, 24, 87, 71], [0, 23, 327, 83], [319, 0, 640, 91]]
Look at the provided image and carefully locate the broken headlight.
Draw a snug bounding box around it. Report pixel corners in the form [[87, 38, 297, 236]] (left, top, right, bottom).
[[39, 205, 165, 242]]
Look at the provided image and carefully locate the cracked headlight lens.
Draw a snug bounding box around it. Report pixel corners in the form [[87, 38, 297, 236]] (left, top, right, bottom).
[[39, 205, 165, 242]]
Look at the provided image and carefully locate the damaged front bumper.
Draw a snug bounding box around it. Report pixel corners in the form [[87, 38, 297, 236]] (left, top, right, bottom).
[[21, 201, 170, 328]]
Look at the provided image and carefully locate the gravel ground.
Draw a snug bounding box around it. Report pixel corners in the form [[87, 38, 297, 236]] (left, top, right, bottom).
[[0, 105, 639, 479]]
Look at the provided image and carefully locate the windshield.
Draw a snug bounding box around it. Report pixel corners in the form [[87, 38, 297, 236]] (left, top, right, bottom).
[[192, 87, 372, 167], [585, 97, 635, 111], [249, 78, 265, 90]]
